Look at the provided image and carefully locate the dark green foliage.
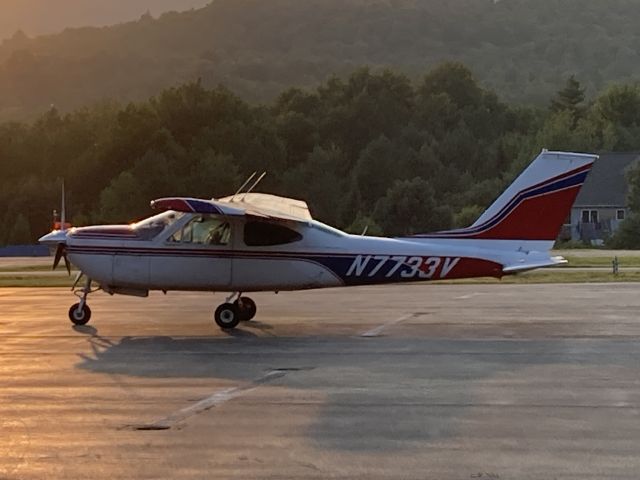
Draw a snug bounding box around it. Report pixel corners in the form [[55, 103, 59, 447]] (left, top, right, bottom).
[[5, 63, 640, 244], [6, 213, 32, 244], [608, 215, 640, 249], [550, 75, 586, 119], [99, 172, 147, 224], [281, 146, 348, 226], [454, 205, 484, 229], [373, 178, 453, 237]]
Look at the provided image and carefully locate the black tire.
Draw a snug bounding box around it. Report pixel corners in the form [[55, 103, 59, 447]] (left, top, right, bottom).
[[214, 303, 240, 329], [235, 297, 257, 321], [68, 303, 92, 326]]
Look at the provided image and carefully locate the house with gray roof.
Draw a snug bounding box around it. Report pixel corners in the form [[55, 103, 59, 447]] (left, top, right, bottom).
[[568, 152, 640, 244]]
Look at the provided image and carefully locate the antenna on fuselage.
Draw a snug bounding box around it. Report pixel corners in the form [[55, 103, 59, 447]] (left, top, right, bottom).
[[240, 172, 266, 201], [229, 172, 257, 202]]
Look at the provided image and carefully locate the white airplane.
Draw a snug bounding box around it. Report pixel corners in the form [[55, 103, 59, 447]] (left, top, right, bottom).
[[39, 150, 596, 330]]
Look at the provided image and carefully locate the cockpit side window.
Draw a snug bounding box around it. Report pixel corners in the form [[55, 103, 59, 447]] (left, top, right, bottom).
[[244, 221, 302, 246], [170, 215, 230, 245]]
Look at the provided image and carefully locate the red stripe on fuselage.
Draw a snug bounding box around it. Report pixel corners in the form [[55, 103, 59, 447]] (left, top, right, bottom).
[[439, 257, 504, 280]]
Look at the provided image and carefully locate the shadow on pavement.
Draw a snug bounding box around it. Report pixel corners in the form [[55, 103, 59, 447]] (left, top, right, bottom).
[[75, 333, 640, 452]]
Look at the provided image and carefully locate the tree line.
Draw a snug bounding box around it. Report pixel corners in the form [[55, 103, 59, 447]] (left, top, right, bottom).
[[2, 63, 640, 246]]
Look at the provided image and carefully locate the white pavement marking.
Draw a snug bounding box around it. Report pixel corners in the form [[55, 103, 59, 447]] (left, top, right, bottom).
[[360, 313, 417, 338], [455, 292, 482, 300], [136, 370, 288, 430]]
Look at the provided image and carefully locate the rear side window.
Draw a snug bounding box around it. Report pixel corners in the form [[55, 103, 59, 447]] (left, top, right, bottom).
[[244, 221, 302, 246]]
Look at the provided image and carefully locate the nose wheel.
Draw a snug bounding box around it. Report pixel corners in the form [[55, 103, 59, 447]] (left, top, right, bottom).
[[68, 276, 98, 326], [214, 294, 257, 329], [69, 303, 92, 325]]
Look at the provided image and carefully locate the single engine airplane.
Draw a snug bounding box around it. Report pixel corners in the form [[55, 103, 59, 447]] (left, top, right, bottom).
[[39, 150, 597, 329]]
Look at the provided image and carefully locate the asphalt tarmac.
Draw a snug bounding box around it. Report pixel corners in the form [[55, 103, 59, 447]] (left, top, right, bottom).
[[1, 283, 640, 479]]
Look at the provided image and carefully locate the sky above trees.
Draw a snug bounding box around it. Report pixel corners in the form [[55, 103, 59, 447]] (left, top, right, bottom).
[[0, 0, 210, 39]]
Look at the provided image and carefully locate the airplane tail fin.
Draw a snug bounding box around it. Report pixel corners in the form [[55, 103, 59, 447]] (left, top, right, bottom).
[[412, 150, 598, 250]]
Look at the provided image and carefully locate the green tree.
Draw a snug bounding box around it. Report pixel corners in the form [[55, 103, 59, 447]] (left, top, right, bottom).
[[419, 62, 483, 110], [185, 150, 241, 199], [372, 177, 453, 236], [6, 213, 32, 244], [353, 136, 408, 212], [98, 172, 149, 223], [594, 84, 640, 127], [318, 68, 414, 157], [281, 146, 348, 226], [550, 75, 586, 122], [454, 205, 484, 228]]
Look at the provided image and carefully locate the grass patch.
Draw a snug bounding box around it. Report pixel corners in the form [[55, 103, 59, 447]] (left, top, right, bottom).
[[1, 269, 639, 288], [561, 256, 640, 268], [442, 270, 640, 284], [0, 265, 61, 272], [0, 275, 74, 287]]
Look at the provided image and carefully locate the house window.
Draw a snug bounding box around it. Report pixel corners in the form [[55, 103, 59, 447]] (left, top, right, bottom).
[[581, 210, 590, 223], [581, 210, 599, 224], [617, 209, 626, 220]]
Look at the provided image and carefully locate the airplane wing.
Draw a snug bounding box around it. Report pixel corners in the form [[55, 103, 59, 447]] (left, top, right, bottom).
[[150, 194, 313, 223], [502, 255, 567, 274], [217, 193, 312, 221]]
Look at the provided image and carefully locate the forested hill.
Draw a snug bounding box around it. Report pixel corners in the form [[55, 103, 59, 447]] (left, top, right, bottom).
[[0, 0, 209, 40], [2, 0, 640, 120]]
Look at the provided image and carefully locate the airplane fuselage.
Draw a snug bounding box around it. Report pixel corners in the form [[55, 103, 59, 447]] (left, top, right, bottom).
[[64, 213, 539, 296]]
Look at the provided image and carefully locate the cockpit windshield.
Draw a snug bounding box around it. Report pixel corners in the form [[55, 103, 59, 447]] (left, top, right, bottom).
[[132, 211, 185, 240]]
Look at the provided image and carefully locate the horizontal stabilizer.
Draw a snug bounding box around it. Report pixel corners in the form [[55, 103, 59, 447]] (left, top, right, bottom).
[[502, 256, 567, 274]]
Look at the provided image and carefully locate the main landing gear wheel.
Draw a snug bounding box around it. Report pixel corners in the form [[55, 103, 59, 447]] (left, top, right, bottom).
[[68, 303, 92, 326], [235, 297, 257, 321], [214, 303, 241, 330]]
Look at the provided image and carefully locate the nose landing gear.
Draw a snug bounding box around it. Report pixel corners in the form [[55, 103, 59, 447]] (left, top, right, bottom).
[[214, 293, 258, 329], [68, 276, 98, 326]]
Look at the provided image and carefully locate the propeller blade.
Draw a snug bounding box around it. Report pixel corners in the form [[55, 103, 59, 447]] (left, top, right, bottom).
[[63, 253, 71, 276], [53, 243, 64, 270], [52, 243, 71, 275]]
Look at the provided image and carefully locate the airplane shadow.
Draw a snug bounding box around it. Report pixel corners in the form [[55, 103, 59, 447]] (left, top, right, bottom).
[[74, 332, 640, 452]]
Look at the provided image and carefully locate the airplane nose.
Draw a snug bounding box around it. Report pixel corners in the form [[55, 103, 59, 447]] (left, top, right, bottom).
[[38, 230, 68, 246]]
